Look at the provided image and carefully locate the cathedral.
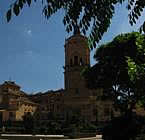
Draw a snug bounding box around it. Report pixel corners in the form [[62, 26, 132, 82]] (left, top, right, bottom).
[[0, 32, 114, 123], [29, 32, 114, 122], [62, 32, 113, 122]]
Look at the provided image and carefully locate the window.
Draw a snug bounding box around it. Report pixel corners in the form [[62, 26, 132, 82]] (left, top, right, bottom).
[[75, 88, 79, 94], [74, 56, 78, 65], [80, 58, 83, 65], [70, 59, 73, 66], [9, 112, 13, 118]]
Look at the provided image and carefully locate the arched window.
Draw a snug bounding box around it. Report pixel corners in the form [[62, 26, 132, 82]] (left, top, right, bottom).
[[75, 88, 79, 94], [74, 56, 78, 65]]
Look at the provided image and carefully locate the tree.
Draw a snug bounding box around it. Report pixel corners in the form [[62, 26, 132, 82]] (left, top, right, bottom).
[[84, 32, 145, 115], [102, 114, 145, 140], [83, 32, 145, 139], [6, 0, 145, 48], [22, 112, 34, 133]]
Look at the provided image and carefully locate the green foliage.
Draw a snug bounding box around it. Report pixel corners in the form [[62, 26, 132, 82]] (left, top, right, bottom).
[[84, 32, 145, 114], [6, 9, 11, 22], [6, 0, 145, 48], [127, 57, 137, 82], [128, 0, 145, 33], [13, 4, 20, 16]]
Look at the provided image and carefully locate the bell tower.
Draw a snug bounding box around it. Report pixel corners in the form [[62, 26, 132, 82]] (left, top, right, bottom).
[[64, 32, 90, 95]]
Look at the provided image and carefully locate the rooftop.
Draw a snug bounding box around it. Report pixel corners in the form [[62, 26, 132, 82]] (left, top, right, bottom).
[[2, 81, 20, 88]]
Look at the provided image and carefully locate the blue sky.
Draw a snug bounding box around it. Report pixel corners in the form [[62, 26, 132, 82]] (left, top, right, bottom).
[[0, 1, 144, 93]]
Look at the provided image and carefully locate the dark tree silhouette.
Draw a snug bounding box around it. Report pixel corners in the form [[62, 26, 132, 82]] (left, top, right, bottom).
[[6, 0, 145, 48], [84, 32, 145, 115], [84, 31, 145, 140]]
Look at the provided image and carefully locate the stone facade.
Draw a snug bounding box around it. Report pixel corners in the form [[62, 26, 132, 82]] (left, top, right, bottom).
[[0, 81, 38, 122], [63, 33, 114, 122], [29, 33, 115, 123], [29, 89, 64, 120], [0, 33, 116, 123]]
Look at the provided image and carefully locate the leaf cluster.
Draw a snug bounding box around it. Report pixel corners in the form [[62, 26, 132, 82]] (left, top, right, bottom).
[[84, 32, 145, 113], [6, 0, 145, 48], [7, 0, 33, 22], [128, 0, 145, 33]]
